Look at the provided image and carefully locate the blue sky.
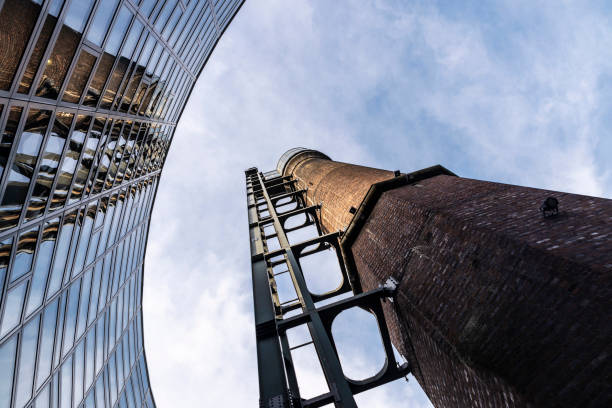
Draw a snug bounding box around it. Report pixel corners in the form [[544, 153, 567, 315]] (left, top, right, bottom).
[[142, 1, 612, 406]]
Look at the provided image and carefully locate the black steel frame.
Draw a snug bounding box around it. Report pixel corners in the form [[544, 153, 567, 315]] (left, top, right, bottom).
[[246, 168, 410, 408]]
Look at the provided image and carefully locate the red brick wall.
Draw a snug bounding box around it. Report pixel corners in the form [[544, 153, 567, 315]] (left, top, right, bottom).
[[352, 175, 611, 407], [284, 153, 393, 233], [283, 150, 612, 407]]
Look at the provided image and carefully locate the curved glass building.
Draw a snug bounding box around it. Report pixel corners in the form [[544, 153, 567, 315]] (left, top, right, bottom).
[[0, 1, 243, 407]]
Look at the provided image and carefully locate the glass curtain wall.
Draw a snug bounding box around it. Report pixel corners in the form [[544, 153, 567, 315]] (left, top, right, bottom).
[[0, 0, 244, 407]]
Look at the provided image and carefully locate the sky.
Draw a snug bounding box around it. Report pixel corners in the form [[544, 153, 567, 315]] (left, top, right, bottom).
[[142, 1, 612, 407]]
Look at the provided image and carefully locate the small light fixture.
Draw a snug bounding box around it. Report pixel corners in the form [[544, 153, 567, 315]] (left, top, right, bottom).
[[540, 197, 559, 217], [349, 206, 357, 214], [394, 170, 401, 177]]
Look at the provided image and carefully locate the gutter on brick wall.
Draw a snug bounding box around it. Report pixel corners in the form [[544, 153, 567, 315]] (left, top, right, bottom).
[[339, 164, 457, 294]]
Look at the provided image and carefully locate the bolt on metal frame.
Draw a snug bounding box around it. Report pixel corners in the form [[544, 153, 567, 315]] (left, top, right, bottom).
[[246, 168, 410, 408]]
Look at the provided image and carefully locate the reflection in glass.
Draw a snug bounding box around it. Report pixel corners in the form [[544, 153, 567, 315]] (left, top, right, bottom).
[[36, 298, 59, 389], [0, 109, 52, 231], [88, 262, 102, 325], [0, 1, 242, 407], [69, 117, 104, 204], [73, 200, 97, 276], [62, 51, 97, 104], [84, 118, 110, 197], [95, 375, 104, 408], [140, 0, 158, 18], [106, 6, 133, 57], [162, 4, 182, 41], [0, 236, 11, 308], [66, 207, 85, 281], [26, 218, 59, 316], [35, 0, 95, 99], [94, 308, 104, 372], [106, 121, 131, 189], [0, 334, 17, 407], [84, 53, 113, 108], [46, 211, 76, 299], [9, 225, 39, 282], [62, 278, 82, 356], [86, 0, 119, 46], [0, 106, 24, 181], [52, 295, 66, 379], [101, 18, 142, 110], [109, 351, 117, 405], [84, 6, 132, 108], [115, 123, 140, 184], [50, 115, 90, 210], [0, 0, 42, 90], [33, 383, 49, 408], [18, 0, 65, 94], [26, 112, 74, 221], [117, 33, 153, 112], [96, 194, 113, 256], [14, 314, 41, 408], [64, 0, 94, 33], [73, 340, 85, 406], [93, 120, 122, 194], [124, 125, 147, 181], [85, 204, 104, 265], [60, 355, 72, 408], [0, 280, 27, 337], [84, 324, 95, 388], [154, 0, 177, 32]]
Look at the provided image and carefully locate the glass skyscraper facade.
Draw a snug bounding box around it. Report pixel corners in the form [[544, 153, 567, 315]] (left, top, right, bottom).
[[0, 1, 243, 407]]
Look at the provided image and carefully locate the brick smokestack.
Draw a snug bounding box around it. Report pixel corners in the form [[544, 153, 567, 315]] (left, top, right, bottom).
[[278, 148, 612, 408]]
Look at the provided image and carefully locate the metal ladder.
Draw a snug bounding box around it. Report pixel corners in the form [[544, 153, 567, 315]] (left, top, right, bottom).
[[246, 168, 410, 408]]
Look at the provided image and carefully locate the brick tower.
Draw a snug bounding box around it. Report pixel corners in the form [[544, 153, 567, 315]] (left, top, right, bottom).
[[277, 148, 612, 408]]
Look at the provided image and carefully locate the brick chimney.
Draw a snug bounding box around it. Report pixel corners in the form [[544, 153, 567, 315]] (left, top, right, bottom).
[[279, 148, 612, 408]]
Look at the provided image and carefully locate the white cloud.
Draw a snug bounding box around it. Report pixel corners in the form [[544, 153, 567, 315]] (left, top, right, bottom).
[[144, 1, 611, 407]]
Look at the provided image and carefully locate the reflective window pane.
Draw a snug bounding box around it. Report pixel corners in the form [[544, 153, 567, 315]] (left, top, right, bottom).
[[0, 237, 11, 300], [86, 0, 120, 46], [18, 0, 66, 94], [26, 112, 74, 221], [35, 297, 59, 389], [46, 211, 76, 299], [85, 118, 110, 196], [73, 339, 85, 406], [83, 53, 113, 107], [0, 1, 242, 408], [0, 107, 23, 182], [62, 278, 81, 356], [0, 334, 18, 407], [10, 225, 39, 282], [60, 355, 72, 408], [35, 0, 94, 99], [0, 280, 27, 337], [14, 314, 41, 407], [26, 218, 59, 316], [106, 6, 134, 57], [62, 51, 97, 104], [0, 109, 52, 231], [33, 382, 50, 408], [100, 18, 142, 110], [69, 119, 103, 204], [139, 0, 158, 18], [63, 0, 94, 33], [50, 115, 90, 210], [0, 0, 43, 90], [154, 0, 177, 32]]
